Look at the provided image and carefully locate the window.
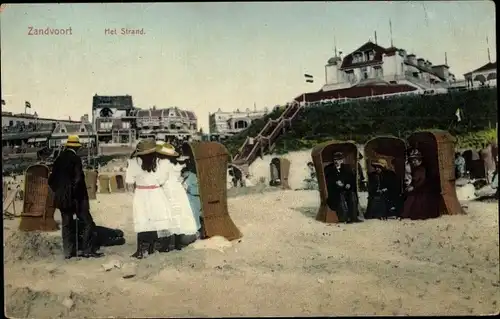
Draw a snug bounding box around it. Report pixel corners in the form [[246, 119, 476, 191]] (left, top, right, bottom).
[[9, 120, 13, 126], [361, 67, 368, 80], [80, 127, 85, 132], [368, 51, 374, 61], [61, 128, 66, 133]]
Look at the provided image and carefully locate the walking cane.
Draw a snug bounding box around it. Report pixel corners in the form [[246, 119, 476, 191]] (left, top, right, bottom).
[[75, 215, 79, 257]]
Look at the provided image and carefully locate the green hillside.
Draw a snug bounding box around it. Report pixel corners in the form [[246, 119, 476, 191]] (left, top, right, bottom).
[[223, 88, 498, 156]]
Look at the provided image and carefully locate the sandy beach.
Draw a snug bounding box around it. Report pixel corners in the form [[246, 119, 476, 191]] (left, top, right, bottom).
[[4, 186, 499, 317]]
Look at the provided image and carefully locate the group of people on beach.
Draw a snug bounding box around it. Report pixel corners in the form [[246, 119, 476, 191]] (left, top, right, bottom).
[[126, 139, 203, 259], [48, 135, 203, 259], [324, 148, 441, 223]]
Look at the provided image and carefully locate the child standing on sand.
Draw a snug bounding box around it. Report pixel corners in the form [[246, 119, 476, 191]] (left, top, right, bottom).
[[181, 166, 204, 239]]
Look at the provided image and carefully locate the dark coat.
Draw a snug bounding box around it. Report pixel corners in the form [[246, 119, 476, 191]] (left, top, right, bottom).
[[324, 163, 357, 216], [365, 169, 400, 219], [48, 148, 88, 211], [401, 165, 440, 220]]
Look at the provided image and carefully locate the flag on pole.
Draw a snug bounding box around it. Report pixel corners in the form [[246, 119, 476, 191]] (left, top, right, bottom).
[[25, 101, 31, 108], [304, 74, 314, 83], [455, 108, 462, 122]]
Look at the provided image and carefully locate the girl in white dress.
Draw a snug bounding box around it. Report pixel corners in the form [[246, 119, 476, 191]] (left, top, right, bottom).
[[125, 139, 179, 259], [155, 142, 198, 251]]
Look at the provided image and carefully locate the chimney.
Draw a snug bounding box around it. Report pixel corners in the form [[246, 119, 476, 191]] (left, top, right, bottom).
[[374, 31, 378, 44], [407, 54, 417, 65], [417, 58, 425, 68]]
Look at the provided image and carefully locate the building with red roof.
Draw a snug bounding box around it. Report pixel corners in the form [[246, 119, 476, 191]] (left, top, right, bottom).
[[296, 41, 459, 103]]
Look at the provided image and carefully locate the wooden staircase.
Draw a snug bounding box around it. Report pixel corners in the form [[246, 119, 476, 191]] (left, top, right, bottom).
[[231, 102, 303, 174]]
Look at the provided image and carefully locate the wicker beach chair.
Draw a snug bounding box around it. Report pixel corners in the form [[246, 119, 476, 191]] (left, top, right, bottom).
[[19, 164, 58, 232], [188, 141, 242, 241], [364, 136, 407, 195], [269, 157, 291, 189], [407, 130, 464, 216], [311, 140, 358, 223]]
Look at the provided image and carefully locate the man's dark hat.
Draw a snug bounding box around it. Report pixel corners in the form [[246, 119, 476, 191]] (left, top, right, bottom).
[[333, 152, 344, 160]]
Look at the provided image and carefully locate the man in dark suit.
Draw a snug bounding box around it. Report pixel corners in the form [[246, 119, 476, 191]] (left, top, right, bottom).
[[48, 135, 104, 259], [324, 152, 363, 223]]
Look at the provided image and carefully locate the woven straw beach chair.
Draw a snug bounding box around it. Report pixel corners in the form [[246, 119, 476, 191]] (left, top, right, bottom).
[[188, 141, 242, 241], [311, 140, 358, 223], [407, 130, 464, 216], [19, 164, 58, 232]]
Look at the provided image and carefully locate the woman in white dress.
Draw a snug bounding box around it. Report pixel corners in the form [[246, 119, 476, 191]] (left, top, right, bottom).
[[155, 142, 198, 251]]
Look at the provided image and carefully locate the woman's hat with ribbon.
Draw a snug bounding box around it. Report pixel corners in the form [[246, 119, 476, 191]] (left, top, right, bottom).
[[156, 141, 179, 157], [134, 139, 157, 156], [371, 158, 387, 169]]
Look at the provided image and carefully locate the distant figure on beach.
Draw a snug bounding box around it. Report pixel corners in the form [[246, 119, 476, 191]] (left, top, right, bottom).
[[270, 157, 281, 187], [324, 152, 362, 224], [454, 152, 466, 179], [303, 161, 318, 190], [401, 148, 440, 220], [229, 165, 244, 187], [181, 166, 204, 239], [357, 152, 367, 192], [365, 159, 399, 220], [48, 135, 104, 259]]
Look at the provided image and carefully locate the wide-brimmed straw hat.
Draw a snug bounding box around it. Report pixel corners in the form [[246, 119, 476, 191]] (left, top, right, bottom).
[[371, 158, 387, 169], [156, 141, 179, 157], [332, 152, 344, 160], [408, 148, 423, 159], [65, 135, 82, 147], [134, 139, 157, 156]]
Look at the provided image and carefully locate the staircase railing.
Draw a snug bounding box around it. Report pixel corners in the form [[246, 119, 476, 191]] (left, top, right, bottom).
[[232, 101, 303, 167]]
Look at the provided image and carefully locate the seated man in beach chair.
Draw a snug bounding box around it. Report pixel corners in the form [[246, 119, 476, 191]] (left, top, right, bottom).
[[324, 152, 363, 224]]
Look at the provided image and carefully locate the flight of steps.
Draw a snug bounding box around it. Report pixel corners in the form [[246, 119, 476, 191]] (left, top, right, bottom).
[[231, 102, 303, 173]]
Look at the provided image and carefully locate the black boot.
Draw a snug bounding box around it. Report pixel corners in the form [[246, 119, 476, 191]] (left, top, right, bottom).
[[174, 234, 183, 250], [199, 218, 206, 239], [131, 233, 146, 259], [157, 236, 172, 253]]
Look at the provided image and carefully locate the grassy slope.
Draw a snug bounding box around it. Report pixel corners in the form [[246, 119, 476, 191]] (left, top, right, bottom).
[[223, 89, 498, 156]]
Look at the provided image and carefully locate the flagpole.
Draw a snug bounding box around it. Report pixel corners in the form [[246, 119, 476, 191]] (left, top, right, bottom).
[[303, 73, 314, 106]]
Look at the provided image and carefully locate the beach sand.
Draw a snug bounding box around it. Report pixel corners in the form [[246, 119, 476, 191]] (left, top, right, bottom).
[[4, 187, 499, 317]]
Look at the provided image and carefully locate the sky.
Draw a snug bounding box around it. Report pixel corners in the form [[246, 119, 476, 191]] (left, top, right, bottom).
[[1, 2, 496, 131]]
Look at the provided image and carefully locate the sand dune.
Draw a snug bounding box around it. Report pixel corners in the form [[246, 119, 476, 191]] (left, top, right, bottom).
[[4, 188, 499, 317]]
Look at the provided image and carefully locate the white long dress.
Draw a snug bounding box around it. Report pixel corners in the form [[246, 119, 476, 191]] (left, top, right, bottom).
[[125, 158, 195, 235], [156, 159, 198, 236]]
